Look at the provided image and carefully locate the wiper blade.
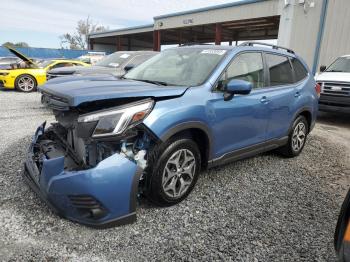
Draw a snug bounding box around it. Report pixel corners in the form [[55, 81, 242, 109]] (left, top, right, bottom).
[[128, 78, 168, 86], [327, 70, 344, 72]]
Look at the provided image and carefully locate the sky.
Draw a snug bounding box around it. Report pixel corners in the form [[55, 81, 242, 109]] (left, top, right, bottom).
[[0, 0, 239, 49]]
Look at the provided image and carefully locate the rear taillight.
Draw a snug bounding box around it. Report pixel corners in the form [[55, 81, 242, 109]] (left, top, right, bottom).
[[315, 83, 321, 98]]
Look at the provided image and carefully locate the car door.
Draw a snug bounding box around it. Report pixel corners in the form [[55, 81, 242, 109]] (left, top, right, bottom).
[[209, 52, 270, 158], [262, 53, 298, 140]]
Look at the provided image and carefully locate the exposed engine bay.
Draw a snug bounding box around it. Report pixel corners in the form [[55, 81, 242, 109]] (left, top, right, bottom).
[[33, 99, 158, 174]]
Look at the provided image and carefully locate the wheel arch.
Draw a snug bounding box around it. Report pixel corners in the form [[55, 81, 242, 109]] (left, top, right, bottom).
[[160, 121, 213, 169], [289, 107, 313, 134], [15, 73, 38, 89]]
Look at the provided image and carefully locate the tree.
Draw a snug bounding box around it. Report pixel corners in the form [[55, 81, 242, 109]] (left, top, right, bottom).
[[3, 41, 29, 48], [60, 17, 107, 50]]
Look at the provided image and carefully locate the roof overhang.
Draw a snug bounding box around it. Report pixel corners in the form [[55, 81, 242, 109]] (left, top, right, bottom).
[[89, 24, 154, 39]]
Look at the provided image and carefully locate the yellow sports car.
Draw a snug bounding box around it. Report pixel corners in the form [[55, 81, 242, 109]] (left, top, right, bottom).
[[0, 46, 89, 92]]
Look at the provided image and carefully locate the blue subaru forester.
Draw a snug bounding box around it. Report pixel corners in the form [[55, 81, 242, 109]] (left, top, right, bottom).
[[24, 43, 319, 227]]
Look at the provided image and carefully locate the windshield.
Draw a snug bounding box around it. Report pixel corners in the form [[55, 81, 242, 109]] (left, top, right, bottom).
[[95, 52, 132, 68], [124, 48, 227, 86], [37, 60, 53, 68], [326, 57, 350, 73]]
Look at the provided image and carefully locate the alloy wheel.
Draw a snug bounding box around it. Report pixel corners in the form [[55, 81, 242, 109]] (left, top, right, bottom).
[[18, 76, 35, 92], [292, 122, 306, 152], [162, 149, 196, 199]]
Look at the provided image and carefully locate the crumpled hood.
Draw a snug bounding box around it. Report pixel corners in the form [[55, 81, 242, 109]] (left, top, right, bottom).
[[316, 72, 350, 82], [39, 75, 188, 107]]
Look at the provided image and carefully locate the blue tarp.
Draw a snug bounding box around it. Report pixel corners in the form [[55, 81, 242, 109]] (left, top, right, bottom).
[[0, 46, 93, 59]]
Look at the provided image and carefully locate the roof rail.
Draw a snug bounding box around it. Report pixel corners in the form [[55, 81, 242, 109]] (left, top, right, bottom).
[[239, 41, 295, 54], [179, 43, 213, 47]]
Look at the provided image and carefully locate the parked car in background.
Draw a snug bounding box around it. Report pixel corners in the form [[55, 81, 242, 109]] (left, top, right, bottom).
[[46, 51, 157, 80], [335, 189, 350, 262], [25, 43, 319, 227], [0, 46, 90, 92], [0, 57, 21, 68], [77, 51, 106, 65], [316, 55, 350, 113]]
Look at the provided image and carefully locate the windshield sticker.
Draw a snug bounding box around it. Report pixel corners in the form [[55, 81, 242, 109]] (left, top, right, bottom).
[[120, 54, 130, 59], [108, 63, 120, 67], [201, 50, 226, 55]]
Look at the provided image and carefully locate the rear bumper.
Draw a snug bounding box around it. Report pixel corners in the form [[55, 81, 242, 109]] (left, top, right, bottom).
[[23, 123, 142, 228]]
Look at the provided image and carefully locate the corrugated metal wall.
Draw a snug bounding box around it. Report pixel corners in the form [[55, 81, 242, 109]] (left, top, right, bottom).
[[0, 47, 92, 59], [154, 0, 280, 30], [278, 0, 323, 70], [318, 0, 350, 68]]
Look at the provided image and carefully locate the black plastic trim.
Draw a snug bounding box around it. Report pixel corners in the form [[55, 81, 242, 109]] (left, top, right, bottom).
[[208, 136, 288, 168], [288, 107, 314, 134], [129, 167, 143, 213], [160, 121, 213, 159]]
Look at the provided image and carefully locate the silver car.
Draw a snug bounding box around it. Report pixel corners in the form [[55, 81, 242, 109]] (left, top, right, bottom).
[[47, 51, 157, 80]]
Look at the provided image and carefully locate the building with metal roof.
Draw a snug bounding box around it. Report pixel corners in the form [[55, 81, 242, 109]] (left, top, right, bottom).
[[89, 0, 350, 73]]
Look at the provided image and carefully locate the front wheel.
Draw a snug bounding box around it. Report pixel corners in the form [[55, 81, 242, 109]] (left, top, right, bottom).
[[15, 74, 37, 92], [146, 137, 201, 206], [278, 115, 309, 157]]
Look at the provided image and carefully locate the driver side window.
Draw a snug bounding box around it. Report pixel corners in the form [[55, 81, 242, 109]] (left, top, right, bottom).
[[217, 52, 264, 91]]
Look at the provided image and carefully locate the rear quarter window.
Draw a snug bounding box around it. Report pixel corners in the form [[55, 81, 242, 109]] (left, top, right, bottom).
[[291, 58, 308, 82], [265, 53, 294, 86]]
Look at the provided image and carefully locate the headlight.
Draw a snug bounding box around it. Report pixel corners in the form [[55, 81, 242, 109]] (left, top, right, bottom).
[[78, 99, 154, 138], [0, 72, 9, 76]]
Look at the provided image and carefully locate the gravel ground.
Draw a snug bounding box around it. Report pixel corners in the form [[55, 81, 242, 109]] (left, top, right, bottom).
[[0, 89, 349, 261]]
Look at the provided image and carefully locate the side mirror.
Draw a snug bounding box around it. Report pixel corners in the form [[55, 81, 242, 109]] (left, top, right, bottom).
[[124, 65, 134, 72], [224, 79, 252, 101], [320, 65, 327, 72]]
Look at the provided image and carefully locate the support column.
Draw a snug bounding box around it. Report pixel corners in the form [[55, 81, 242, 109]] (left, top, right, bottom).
[[127, 38, 131, 51], [215, 23, 222, 45], [178, 31, 183, 46], [229, 40, 232, 46], [153, 30, 161, 51], [88, 38, 93, 50], [117, 36, 122, 51]]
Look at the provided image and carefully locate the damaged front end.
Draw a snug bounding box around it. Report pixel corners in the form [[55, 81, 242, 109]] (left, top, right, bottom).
[[23, 99, 158, 228]]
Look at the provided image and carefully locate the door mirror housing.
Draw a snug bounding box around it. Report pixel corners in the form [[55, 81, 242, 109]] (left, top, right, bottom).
[[124, 65, 134, 72], [224, 79, 252, 101], [320, 65, 327, 72]]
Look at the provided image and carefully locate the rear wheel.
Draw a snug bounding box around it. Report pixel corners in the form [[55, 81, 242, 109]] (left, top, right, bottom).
[[145, 137, 201, 206], [278, 115, 309, 157], [15, 74, 37, 92]]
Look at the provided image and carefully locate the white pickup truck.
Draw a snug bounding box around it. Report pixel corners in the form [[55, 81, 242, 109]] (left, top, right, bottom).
[[316, 55, 350, 113]]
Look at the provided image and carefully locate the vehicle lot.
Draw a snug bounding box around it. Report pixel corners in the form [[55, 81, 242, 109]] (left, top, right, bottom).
[[0, 89, 349, 261]]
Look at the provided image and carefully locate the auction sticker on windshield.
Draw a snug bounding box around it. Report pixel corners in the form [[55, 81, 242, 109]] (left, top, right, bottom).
[[201, 50, 227, 55]]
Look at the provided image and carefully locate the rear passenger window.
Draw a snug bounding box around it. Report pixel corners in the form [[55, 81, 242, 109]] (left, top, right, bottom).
[[291, 58, 308, 82], [266, 54, 294, 86]]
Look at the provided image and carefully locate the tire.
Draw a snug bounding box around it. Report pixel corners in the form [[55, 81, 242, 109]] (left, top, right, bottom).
[[334, 189, 350, 253], [15, 74, 37, 92], [145, 137, 201, 206], [278, 115, 309, 157]]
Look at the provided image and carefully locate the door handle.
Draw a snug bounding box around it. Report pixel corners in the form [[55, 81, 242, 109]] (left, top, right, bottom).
[[260, 96, 269, 104], [295, 91, 301, 98]]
